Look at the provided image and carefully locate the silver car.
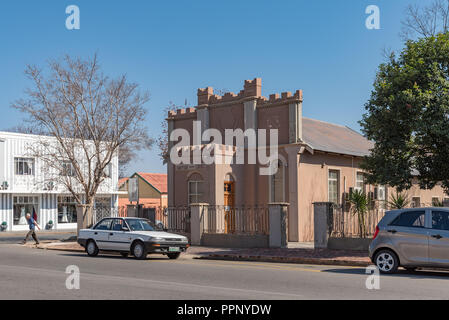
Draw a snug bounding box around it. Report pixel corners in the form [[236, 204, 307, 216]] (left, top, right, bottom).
[[369, 207, 449, 273], [78, 217, 189, 260]]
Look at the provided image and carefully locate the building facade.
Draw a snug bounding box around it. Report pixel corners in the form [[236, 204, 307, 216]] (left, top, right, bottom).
[[118, 172, 168, 208], [167, 78, 449, 242], [0, 132, 120, 232]]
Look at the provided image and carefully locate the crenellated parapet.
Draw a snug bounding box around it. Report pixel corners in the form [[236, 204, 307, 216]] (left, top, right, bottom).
[[168, 107, 196, 119], [259, 89, 303, 107], [167, 78, 303, 119]]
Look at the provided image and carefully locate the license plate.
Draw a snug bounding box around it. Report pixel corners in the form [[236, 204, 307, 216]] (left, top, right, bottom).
[[169, 247, 180, 252]]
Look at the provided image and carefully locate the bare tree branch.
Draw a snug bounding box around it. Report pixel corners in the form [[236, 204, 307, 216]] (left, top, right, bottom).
[[11, 54, 153, 227], [401, 0, 449, 40]]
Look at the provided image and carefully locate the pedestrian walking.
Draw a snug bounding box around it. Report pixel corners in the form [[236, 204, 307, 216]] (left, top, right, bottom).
[[23, 213, 40, 245]]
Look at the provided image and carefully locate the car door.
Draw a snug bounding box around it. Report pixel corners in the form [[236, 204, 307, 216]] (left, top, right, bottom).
[[108, 219, 132, 251], [93, 218, 113, 250], [428, 210, 449, 267], [387, 210, 429, 265]]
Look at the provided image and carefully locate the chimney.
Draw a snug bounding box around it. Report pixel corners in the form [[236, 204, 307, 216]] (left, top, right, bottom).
[[197, 87, 214, 105]]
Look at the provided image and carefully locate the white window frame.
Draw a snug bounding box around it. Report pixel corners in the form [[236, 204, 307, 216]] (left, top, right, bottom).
[[15, 157, 35, 176], [60, 161, 76, 177], [355, 172, 365, 193], [188, 180, 204, 204], [377, 185, 387, 209], [13, 195, 39, 226], [328, 169, 340, 205]]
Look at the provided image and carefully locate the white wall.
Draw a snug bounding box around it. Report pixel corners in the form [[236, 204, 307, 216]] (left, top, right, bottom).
[[0, 131, 120, 231]]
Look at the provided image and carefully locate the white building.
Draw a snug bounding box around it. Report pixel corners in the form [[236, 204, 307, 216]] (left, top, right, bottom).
[[0, 131, 120, 232]]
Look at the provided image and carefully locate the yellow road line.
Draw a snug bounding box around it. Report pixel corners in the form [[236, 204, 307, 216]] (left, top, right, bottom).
[[150, 258, 326, 273]]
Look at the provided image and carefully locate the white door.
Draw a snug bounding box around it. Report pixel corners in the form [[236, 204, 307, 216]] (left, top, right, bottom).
[[108, 219, 132, 251], [93, 218, 113, 250]]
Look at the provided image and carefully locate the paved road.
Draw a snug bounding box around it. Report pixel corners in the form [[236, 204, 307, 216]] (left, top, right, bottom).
[[1, 244, 449, 300]]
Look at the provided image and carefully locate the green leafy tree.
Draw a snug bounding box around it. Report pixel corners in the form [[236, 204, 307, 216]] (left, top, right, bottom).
[[360, 33, 449, 193]]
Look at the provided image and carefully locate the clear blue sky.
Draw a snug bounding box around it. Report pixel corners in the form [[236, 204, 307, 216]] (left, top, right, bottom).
[[0, 0, 422, 175]]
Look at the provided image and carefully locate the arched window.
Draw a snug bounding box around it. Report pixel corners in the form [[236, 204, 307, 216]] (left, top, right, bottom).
[[270, 160, 285, 203], [188, 173, 204, 204]]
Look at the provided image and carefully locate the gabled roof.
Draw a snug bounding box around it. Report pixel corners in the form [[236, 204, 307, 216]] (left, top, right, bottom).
[[118, 177, 129, 188], [134, 172, 168, 194], [302, 118, 374, 157]]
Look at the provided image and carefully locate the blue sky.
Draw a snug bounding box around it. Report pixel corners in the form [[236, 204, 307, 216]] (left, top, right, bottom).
[[0, 0, 423, 175]]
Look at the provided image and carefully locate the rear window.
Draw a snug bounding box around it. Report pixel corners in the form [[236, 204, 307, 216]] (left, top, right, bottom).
[[432, 211, 449, 231], [390, 211, 426, 228]]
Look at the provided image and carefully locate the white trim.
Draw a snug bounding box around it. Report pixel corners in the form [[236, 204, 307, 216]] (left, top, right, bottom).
[[328, 169, 340, 204]]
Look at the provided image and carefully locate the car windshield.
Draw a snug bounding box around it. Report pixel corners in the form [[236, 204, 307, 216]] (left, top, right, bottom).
[[126, 219, 155, 231]]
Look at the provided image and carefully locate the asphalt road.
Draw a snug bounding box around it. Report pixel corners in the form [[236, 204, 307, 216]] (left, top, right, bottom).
[[1, 244, 449, 300]]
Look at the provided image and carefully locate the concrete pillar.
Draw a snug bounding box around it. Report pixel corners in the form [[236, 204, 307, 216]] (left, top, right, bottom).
[[190, 203, 208, 246], [313, 202, 333, 249], [269, 203, 289, 248]]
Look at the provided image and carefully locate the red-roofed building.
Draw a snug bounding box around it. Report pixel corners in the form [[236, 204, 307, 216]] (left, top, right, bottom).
[[118, 172, 167, 209]]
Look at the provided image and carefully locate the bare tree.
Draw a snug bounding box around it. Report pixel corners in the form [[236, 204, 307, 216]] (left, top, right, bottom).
[[157, 101, 184, 164], [401, 0, 449, 39], [11, 54, 153, 229]]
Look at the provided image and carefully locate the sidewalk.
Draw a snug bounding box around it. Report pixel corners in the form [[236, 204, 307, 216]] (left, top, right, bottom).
[[23, 241, 371, 267], [0, 229, 76, 238]]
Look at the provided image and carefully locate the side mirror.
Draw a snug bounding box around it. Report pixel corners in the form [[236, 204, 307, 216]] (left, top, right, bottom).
[[122, 226, 129, 232]]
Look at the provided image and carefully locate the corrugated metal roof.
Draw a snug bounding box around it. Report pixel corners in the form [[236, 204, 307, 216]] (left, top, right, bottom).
[[302, 118, 373, 157], [136, 172, 168, 193]]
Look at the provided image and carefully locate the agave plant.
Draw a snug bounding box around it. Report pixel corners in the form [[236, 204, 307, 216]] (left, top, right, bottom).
[[348, 189, 368, 238], [388, 192, 410, 209]]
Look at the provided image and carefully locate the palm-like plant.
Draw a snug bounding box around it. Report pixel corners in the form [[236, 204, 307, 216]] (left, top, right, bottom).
[[388, 192, 410, 209], [348, 189, 368, 238]]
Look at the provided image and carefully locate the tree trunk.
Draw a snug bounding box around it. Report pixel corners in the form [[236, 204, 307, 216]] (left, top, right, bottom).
[[76, 204, 94, 235]]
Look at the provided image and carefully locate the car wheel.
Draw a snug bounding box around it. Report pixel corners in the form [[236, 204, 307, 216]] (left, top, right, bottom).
[[167, 252, 181, 260], [120, 252, 129, 258], [86, 240, 99, 257], [132, 241, 147, 260], [374, 249, 399, 274]]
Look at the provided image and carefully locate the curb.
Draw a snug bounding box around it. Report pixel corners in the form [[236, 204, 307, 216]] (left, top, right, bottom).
[[196, 254, 371, 267]]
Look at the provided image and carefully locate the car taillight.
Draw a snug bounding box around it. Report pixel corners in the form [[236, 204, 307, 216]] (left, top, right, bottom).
[[373, 225, 380, 240]]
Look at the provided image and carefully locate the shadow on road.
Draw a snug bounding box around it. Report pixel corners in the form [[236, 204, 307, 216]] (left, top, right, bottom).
[[322, 267, 449, 280], [58, 252, 171, 261]]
